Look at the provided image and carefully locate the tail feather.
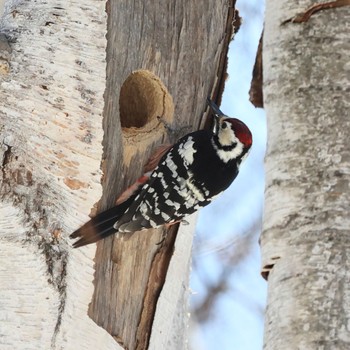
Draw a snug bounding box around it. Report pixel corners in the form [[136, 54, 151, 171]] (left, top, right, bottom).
[[70, 197, 134, 248]]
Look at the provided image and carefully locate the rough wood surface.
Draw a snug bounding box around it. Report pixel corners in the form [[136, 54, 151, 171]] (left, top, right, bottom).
[[262, 1, 350, 348], [90, 1, 239, 349]]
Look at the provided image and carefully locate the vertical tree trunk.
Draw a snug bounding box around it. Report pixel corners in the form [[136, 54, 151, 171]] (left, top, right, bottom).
[[91, 1, 237, 348], [0, 0, 112, 349], [0, 0, 238, 349], [262, 1, 350, 348]]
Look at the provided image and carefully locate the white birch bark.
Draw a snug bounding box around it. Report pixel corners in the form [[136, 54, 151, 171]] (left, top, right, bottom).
[[262, 1, 350, 348], [0, 1, 121, 349]]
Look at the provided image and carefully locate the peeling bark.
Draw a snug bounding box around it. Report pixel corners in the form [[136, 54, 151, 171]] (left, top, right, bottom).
[[249, 31, 263, 108]]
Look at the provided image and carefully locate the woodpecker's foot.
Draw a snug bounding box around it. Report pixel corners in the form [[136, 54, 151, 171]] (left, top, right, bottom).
[[155, 228, 169, 245], [164, 219, 189, 227], [157, 115, 176, 133], [157, 116, 192, 140], [155, 236, 166, 246]]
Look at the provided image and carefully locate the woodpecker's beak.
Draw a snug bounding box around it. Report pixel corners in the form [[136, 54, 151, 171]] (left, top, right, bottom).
[[207, 98, 225, 135], [207, 98, 225, 117]]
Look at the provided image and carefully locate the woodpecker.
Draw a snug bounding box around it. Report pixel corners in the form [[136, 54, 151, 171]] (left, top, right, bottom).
[[70, 99, 252, 248]]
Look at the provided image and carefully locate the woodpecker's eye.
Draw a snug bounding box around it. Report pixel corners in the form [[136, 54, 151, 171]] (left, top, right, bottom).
[[221, 122, 227, 129]]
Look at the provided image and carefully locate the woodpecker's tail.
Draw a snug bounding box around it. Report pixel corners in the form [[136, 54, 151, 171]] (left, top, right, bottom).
[[70, 197, 134, 248]]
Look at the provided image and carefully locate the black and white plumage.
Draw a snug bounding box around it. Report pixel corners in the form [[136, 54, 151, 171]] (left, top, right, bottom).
[[70, 99, 252, 248]]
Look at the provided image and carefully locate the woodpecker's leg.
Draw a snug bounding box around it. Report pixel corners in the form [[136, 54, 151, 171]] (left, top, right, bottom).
[[157, 116, 177, 133], [155, 235, 166, 246], [157, 116, 192, 140], [155, 221, 180, 245]]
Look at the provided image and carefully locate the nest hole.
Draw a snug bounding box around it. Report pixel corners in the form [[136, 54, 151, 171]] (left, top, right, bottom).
[[119, 70, 173, 129]]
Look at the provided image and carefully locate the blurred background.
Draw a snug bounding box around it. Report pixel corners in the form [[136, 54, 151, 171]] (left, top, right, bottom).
[[190, 0, 266, 349]]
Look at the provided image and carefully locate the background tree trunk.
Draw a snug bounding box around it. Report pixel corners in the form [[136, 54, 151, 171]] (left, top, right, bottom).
[[0, 0, 238, 349], [262, 1, 350, 348]]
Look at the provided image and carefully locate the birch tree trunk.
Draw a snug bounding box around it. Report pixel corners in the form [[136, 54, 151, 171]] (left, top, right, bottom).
[[0, 1, 113, 349], [262, 1, 350, 348], [0, 1, 237, 349]]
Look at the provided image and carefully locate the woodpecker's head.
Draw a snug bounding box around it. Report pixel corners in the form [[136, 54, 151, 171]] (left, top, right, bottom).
[[207, 99, 252, 163]]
